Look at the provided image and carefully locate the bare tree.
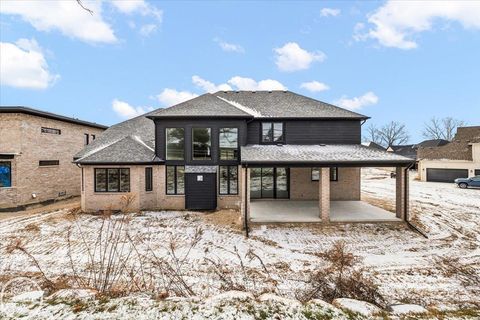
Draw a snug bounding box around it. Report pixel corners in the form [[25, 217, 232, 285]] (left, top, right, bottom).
[[363, 123, 382, 145], [422, 117, 466, 141], [77, 0, 93, 15], [377, 121, 409, 147]]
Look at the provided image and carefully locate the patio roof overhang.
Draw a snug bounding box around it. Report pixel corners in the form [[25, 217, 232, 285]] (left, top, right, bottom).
[[240, 144, 415, 167]]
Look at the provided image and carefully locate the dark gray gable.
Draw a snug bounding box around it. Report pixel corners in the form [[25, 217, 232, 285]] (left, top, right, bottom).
[[147, 93, 253, 118], [214, 91, 369, 119]]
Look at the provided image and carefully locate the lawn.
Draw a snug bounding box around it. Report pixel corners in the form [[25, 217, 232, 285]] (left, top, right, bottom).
[[0, 168, 478, 319]]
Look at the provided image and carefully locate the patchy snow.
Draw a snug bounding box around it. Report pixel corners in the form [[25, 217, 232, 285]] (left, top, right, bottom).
[[390, 303, 428, 315], [216, 95, 263, 117], [48, 288, 97, 301], [0, 168, 479, 318], [333, 298, 382, 316], [11, 290, 44, 302]]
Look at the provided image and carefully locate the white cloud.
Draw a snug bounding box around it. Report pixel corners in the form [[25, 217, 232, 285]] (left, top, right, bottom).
[[0, 39, 59, 90], [335, 92, 378, 110], [214, 38, 245, 53], [139, 24, 157, 37], [0, 0, 117, 44], [156, 89, 198, 107], [192, 75, 232, 93], [320, 8, 340, 17], [112, 99, 153, 119], [274, 42, 326, 72], [300, 81, 330, 92], [110, 0, 162, 21], [358, 1, 480, 49], [228, 77, 287, 91]]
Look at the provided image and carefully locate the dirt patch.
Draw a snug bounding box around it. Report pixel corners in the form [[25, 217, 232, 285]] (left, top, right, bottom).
[[201, 209, 243, 231]]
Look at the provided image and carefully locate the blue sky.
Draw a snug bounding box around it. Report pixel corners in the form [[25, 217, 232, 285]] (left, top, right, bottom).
[[1, 0, 479, 142]]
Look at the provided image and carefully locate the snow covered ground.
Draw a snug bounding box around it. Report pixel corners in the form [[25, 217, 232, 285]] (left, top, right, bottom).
[[0, 168, 479, 318]]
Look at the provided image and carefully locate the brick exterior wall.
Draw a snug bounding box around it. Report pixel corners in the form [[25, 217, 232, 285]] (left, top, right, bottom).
[[0, 113, 105, 210], [290, 167, 360, 201], [395, 167, 407, 219], [318, 168, 330, 221]]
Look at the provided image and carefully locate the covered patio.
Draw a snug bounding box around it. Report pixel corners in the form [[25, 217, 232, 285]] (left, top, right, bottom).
[[250, 200, 402, 223], [240, 144, 414, 229]]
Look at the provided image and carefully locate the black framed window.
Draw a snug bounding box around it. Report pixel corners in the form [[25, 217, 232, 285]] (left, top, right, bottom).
[[261, 122, 284, 143], [166, 165, 184, 195], [84, 133, 89, 145], [41, 127, 61, 135], [192, 128, 211, 160], [219, 165, 238, 195], [145, 167, 153, 191], [311, 167, 338, 182], [0, 161, 12, 188], [219, 128, 238, 160], [39, 160, 59, 166], [94, 168, 130, 192], [166, 128, 185, 160]]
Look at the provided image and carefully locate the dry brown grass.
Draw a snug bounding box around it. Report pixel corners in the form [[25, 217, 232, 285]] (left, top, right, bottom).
[[361, 195, 396, 213], [23, 223, 40, 233], [201, 209, 242, 231]]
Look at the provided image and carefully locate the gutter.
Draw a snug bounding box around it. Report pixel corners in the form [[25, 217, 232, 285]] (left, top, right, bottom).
[[244, 164, 249, 238], [404, 162, 428, 238]]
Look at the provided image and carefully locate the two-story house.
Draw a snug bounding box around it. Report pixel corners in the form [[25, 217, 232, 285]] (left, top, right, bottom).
[[0, 106, 107, 211], [74, 91, 412, 227]]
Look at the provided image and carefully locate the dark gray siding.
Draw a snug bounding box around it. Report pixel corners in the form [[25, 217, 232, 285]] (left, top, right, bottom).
[[185, 172, 217, 210], [247, 120, 361, 144], [155, 119, 247, 165]]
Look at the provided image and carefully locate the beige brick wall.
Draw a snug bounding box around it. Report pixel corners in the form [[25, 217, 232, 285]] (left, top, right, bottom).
[[289, 167, 360, 201], [0, 113, 105, 209], [319, 168, 330, 221]]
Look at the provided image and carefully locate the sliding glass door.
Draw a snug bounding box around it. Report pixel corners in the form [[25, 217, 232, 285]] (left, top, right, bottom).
[[250, 167, 289, 199]]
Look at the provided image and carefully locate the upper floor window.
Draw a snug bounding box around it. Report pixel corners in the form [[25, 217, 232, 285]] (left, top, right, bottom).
[[192, 128, 211, 160], [0, 162, 12, 188], [39, 160, 59, 166], [84, 133, 90, 145], [95, 168, 130, 192], [311, 167, 338, 182], [41, 127, 61, 135], [261, 122, 284, 143], [219, 128, 238, 160], [166, 128, 185, 160], [91, 134, 96, 141]]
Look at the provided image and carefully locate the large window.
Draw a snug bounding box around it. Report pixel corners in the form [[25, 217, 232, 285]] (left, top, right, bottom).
[[0, 162, 12, 188], [145, 167, 153, 192], [311, 167, 338, 182], [261, 122, 284, 143], [250, 167, 288, 199], [166, 165, 185, 195], [166, 128, 185, 160], [95, 168, 130, 192], [219, 165, 238, 195], [219, 128, 238, 160], [192, 128, 211, 160]]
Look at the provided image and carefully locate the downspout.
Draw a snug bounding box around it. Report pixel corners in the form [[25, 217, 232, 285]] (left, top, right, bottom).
[[404, 162, 428, 238], [244, 164, 249, 238]]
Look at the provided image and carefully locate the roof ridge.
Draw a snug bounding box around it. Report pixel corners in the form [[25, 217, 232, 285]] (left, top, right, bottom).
[[215, 95, 261, 117]]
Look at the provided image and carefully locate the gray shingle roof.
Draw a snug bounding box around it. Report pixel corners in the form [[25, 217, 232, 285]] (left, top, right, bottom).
[[74, 111, 157, 163], [147, 91, 369, 119], [76, 136, 159, 164], [241, 144, 413, 165], [147, 93, 252, 118], [215, 91, 369, 119]]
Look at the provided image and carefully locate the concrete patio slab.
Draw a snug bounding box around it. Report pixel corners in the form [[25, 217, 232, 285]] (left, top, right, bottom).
[[249, 200, 401, 223]]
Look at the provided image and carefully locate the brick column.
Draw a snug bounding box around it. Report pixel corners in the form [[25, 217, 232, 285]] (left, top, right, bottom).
[[395, 167, 408, 220], [240, 167, 251, 228], [318, 167, 330, 222]]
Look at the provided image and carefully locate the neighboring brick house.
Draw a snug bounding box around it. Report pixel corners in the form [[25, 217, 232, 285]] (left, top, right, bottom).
[[0, 107, 107, 211], [74, 91, 412, 225], [387, 139, 449, 170], [418, 126, 480, 182]]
